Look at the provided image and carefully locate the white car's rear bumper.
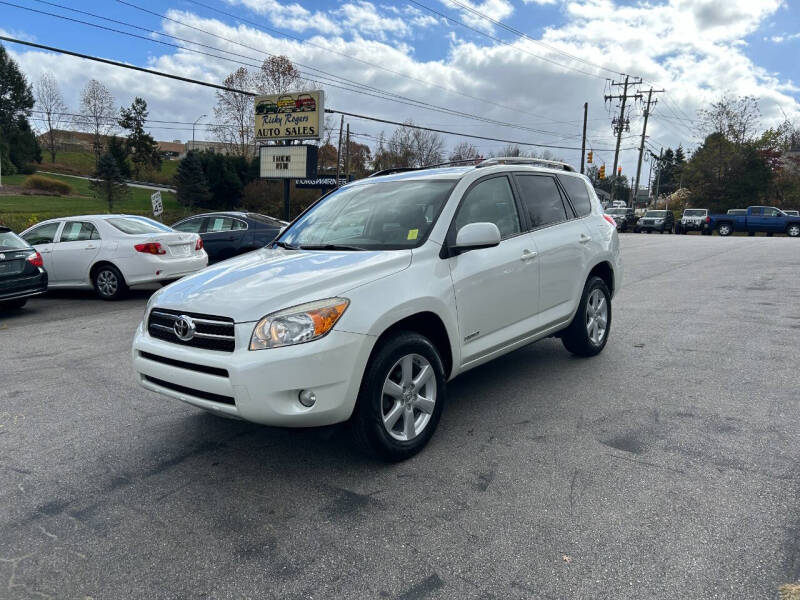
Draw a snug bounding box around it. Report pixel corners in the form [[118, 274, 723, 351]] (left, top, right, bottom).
[[119, 252, 208, 286], [131, 322, 374, 427]]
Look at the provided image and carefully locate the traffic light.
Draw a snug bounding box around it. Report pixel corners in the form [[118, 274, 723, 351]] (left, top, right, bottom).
[[587, 151, 593, 164], [617, 166, 622, 176], [598, 164, 606, 179]]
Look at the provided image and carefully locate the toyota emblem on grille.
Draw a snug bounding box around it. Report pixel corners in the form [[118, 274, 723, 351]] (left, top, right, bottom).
[[173, 315, 196, 341]]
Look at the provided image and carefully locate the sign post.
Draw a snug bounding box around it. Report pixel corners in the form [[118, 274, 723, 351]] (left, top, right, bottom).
[[150, 191, 163, 221]]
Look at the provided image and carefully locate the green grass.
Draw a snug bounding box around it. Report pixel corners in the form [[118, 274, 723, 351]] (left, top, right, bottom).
[[0, 172, 187, 232], [38, 151, 180, 186]]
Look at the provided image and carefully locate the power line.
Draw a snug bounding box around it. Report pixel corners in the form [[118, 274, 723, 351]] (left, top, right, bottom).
[[7, 0, 587, 142]]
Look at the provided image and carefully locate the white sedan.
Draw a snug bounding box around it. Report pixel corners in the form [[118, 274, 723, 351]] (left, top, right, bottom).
[[20, 215, 208, 300]]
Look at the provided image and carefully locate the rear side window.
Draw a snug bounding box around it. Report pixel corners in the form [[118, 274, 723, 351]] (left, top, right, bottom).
[[207, 217, 236, 232], [60, 221, 100, 242], [106, 218, 164, 235], [558, 175, 592, 217], [516, 175, 568, 229], [22, 222, 60, 245], [454, 176, 521, 239]]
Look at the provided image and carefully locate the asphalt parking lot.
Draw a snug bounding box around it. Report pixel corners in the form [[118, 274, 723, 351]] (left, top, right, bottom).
[[1, 235, 799, 599]]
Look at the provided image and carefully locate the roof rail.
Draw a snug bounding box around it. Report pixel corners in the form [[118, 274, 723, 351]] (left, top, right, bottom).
[[476, 157, 576, 172], [368, 158, 482, 178], [368, 167, 420, 178]]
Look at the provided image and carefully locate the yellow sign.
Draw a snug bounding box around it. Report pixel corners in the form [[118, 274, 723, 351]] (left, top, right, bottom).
[[407, 229, 419, 240], [254, 90, 324, 142]]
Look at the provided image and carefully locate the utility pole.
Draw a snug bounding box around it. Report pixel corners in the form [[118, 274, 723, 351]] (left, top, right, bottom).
[[335, 115, 344, 188], [604, 75, 641, 203], [580, 102, 588, 174], [632, 87, 663, 207], [345, 123, 351, 181], [651, 147, 664, 203]]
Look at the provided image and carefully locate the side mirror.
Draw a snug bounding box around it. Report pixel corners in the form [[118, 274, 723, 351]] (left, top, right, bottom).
[[453, 222, 501, 252]]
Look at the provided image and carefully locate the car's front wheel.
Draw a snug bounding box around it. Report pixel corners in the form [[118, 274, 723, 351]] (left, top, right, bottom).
[[561, 276, 612, 357], [93, 264, 128, 300], [352, 332, 446, 461]]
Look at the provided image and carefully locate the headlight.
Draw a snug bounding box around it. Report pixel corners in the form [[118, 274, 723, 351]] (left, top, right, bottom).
[[250, 297, 349, 350], [655, 219, 664, 223]]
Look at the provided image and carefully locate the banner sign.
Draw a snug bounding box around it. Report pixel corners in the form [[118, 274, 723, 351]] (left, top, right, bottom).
[[260, 145, 318, 179], [294, 177, 348, 189], [150, 191, 163, 217], [254, 90, 324, 142]]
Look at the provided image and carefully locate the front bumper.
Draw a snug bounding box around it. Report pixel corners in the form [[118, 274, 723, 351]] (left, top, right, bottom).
[[680, 221, 706, 231], [638, 223, 666, 231], [132, 322, 374, 427], [0, 270, 48, 301]]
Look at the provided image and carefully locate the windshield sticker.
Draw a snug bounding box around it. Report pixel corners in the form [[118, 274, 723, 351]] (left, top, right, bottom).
[[407, 229, 419, 240]]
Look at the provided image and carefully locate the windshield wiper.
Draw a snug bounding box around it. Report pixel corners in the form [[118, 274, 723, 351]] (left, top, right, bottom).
[[299, 244, 367, 251], [272, 240, 299, 250]]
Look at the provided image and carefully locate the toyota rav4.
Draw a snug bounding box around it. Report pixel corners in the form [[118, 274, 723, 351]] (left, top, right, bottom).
[[132, 159, 622, 460]]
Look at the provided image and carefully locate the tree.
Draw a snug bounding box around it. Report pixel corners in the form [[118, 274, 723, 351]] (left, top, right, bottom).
[[90, 152, 129, 212], [375, 122, 445, 169], [212, 67, 254, 158], [175, 151, 211, 210], [698, 96, 761, 146], [0, 44, 40, 175], [79, 79, 115, 165], [107, 136, 132, 179], [254, 55, 302, 95], [449, 141, 479, 163], [34, 72, 69, 163], [118, 97, 161, 179]]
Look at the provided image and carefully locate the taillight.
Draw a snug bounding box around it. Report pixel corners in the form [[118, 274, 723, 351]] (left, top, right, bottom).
[[705, 216, 710, 224], [195, 238, 204, 251], [603, 214, 616, 227], [26, 251, 44, 268], [134, 242, 166, 255]]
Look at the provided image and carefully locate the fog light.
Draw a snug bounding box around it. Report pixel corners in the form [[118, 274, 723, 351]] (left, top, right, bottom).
[[298, 389, 316, 407]]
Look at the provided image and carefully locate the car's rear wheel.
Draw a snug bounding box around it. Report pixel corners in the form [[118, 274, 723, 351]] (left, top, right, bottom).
[[788, 224, 800, 237], [0, 298, 27, 310], [352, 332, 446, 461], [561, 276, 611, 357], [718, 223, 733, 236], [93, 264, 127, 300]]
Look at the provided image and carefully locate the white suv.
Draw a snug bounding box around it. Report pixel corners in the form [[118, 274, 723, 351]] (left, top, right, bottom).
[[132, 159, 622, 460]]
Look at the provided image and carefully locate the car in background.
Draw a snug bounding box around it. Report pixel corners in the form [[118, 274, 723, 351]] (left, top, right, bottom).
[[707, 206, 800, 237], [611, 200, 627, 208], [675, 208, 710, 234], [635, 210, 674, 233], [0, 226, 48, 310], [171, 212, 287, 264], [605, 207, 636, 232], [784, 210, 799, 216], [20, 215, 207, 300]]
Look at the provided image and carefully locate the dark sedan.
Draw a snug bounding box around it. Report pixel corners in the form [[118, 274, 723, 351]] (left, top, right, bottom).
[[171, 212, 286, 264], [0, 226, 48, 309]]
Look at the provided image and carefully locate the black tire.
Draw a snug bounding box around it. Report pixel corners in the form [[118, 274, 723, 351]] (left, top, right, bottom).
[[787, 224, 800, 238], [561, 276, 612, 357], [748, 231, 755, 237], [0, 298, 27, 310], [633, 227, 640, 233], [646, 229, 651, 234], [93, 264, 128, 300], [718, 223, 733, 236], [766, 232, 773, 237], [351, 332, 447, 461]]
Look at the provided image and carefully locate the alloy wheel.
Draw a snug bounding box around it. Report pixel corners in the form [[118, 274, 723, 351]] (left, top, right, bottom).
[[381, 353, 436, 442], [585, 288, 608, 346], [97, 270, 118, 297]]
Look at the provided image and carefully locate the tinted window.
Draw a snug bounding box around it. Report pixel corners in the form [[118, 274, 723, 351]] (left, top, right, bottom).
[[207, 217, 235, 232], [454, 177, 521, 239], [749, 207, 763, 216], [558, 175, 592, 217], [174, 218, 205, 233], [23, 222, 60, 245], [231, 219, 247, 231], [763, 208, 780, 217], [60, 221, 100, 242], [516, 175, 568, 228], [0, 230, 29, 250]]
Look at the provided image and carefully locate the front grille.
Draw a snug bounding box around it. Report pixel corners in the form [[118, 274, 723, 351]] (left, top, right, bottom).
[[139, 351, 229, 378], [148, 308, 235, 352], [143, 375, 235, 406]]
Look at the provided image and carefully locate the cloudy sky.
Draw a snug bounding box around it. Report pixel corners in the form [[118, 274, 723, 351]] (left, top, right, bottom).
[[3, 0, 799, 178]]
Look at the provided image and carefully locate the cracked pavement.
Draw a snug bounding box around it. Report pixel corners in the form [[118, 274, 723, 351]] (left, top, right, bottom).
[[1, 234, 799, 599]]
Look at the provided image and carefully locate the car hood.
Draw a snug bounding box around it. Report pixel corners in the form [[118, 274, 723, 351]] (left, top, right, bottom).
[[151, 247, 412, 322]]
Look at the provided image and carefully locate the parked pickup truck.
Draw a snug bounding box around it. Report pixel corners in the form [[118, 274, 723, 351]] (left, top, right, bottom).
[[707, 206, 800, 237]]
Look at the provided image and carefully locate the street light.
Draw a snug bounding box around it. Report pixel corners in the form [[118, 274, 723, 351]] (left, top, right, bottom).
[[192, 114, 206, 152]]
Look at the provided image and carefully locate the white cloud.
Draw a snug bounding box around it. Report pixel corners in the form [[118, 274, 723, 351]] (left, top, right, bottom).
[[223, 0, 340, 34], [338, 2, 412, 39], [441, 0, 515, 34]]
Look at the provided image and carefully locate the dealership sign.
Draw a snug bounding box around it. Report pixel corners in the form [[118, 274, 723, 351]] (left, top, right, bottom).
[[260, 145, 318, 179], [254, 90, 324, 142], [294, 177, 348, 189]]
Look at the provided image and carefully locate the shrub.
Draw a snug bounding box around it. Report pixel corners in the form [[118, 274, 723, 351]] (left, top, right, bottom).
[[22, 175, 73, 196]]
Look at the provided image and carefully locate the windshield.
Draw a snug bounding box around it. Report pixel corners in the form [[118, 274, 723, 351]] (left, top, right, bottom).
[[684, 209, 705, 217], [644, 211, 667, 217], [277, 180, 456, 250], [0, 230, 29, 251], [107, 217, 170, 235]]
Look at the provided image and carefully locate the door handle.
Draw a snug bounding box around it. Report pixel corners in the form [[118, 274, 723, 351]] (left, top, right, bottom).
[[521, 249, 538, 262], [85, 244, 97, 250], [579, 234, 592, 244]]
